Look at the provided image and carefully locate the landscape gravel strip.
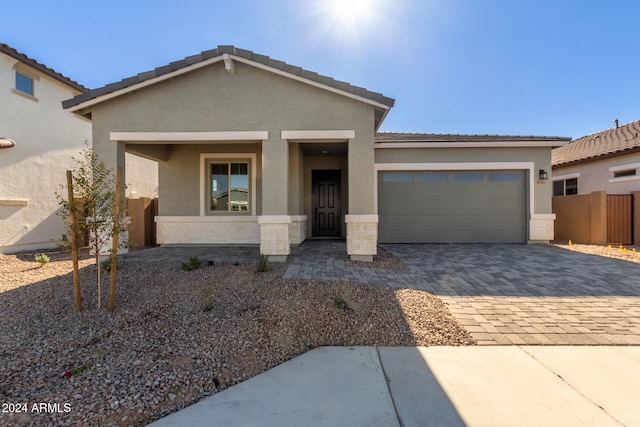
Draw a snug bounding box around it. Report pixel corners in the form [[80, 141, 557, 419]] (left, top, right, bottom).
[[0, 250, 473, 427], [550, 243, 640, 264]]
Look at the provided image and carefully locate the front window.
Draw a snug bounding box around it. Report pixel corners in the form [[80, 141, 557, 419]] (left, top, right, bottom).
[[210, 161, 249, 212]]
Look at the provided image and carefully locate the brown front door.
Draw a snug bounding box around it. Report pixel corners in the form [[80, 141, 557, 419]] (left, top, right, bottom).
[[312, 170, 341, 237]]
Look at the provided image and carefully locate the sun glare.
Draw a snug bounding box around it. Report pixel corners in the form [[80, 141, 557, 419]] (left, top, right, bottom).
[[330, 0, 375, 25], [317, 0, 381, 35]]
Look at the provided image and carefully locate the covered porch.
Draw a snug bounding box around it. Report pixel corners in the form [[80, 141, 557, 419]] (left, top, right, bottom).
[[114, 130, 378, 261]]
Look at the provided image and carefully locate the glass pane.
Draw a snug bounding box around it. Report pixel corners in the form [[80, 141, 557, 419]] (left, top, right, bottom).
[[553, 180, 564, 196], [566, 178, 578, 195], [417, 173, 448, 183], [211, 164, 229, 211], [614, 169, 636, 178], [453, 172, 483, 182], [382, 173, 413, 183], [229, 163, 249, 212], [488, 172, 520, 182], [16, 72, 33, 96]]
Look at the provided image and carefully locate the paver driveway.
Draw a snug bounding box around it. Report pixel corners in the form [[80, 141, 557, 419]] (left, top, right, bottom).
[[381, 244, 640, 345], [286, 243, 640, 345]]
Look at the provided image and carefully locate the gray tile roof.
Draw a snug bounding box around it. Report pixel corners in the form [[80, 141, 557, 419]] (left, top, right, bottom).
[[375, 132, 571, 143], [552, 120, 640, 166], [0, 43, 87, 93], [62, 45, 395, 110]]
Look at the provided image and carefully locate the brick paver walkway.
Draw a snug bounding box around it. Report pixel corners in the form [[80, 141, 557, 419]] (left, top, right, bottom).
[[123, 242, 640, 345]]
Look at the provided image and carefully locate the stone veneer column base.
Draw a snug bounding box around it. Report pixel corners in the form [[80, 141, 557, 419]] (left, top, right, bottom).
[[258, 216, 291, 262], [529, 213, 556, 242], [345, 214, 378, 262]]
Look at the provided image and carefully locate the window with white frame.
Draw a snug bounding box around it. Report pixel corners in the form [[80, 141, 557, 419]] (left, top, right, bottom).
[[613, 169, 636, 178], [609, 163, 640, 182], [15, 71, 34, 96], [12, 65, 39, 99], [204, 157, 252, 214]]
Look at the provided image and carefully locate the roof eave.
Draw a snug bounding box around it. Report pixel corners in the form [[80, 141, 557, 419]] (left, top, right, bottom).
[[63, 51, 395, 116]]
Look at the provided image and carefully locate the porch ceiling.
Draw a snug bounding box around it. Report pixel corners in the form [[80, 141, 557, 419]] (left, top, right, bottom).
[[300, 142, 348, 156]]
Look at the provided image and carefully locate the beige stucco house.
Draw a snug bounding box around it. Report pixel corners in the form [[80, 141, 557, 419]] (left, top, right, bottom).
[[552, 119, 640, 196], [552, 119, 640, 245], [0, 43, 158, 254], [63, 46, 568, 261]]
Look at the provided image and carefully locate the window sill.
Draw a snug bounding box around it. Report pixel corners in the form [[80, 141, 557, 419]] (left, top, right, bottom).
[[155, 216, 258, 223], [12, 89, 38, 102], [609, 176, 640, 183]]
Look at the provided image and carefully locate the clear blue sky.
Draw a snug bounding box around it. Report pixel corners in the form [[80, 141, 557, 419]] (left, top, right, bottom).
[[3, 0, 639, 139]]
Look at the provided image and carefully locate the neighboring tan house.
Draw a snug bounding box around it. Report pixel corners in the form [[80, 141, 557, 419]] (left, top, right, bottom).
[[0, 43, 158, 254], [62, 45, 569, 261], [552, 119, 640, 245], [552, 119, 640, 196]]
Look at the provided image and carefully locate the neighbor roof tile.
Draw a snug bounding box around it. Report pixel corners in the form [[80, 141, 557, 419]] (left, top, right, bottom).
[[552, 120, 640, 166]]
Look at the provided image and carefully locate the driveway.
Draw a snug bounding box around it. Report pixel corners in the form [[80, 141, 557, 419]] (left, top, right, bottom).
[[381, 244, 640, 345]]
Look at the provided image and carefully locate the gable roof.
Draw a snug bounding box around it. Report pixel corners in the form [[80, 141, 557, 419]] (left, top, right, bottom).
[[552, 119, 640, 167], [375, 132, 570, 147], [62, 45, 395, 128], [0, 43, 87, 93]]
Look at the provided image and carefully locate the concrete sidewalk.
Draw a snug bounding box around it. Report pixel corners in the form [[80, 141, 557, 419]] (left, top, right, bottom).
[[148, 346, 640, 427]]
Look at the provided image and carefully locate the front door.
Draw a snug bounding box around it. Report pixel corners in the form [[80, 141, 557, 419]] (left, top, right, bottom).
[[312, 170, 341, 237]]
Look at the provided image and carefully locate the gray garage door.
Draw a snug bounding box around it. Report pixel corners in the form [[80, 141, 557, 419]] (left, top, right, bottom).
[[378, 170, 526, 243]]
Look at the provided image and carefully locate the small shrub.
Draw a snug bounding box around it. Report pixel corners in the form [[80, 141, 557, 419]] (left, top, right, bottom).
[[202, 294, 214, 312], [100, 257, 113, 273], [61, 362, 91, 378], [56, 234, 72, 251], [181, 256, 202, 272], [333, 279, 352, 310], [256, 255, 269, 272], [34, 253, 50, 267]]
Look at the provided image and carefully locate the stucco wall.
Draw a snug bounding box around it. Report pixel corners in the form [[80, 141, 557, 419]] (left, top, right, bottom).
[[553, 152, 640, 195], [375, 146, 554, 214], [125, 154, 158, 198], [89, 61, 378, 216], [0, 53, 90, 253]]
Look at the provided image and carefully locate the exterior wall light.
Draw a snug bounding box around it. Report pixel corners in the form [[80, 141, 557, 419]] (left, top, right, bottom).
[[0, 138, 16, 149], [539, 169, 548, 180]]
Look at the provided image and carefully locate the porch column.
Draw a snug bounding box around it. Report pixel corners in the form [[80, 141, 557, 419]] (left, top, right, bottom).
[[260, 135, 290, 261], [347, 131, 377, 261]]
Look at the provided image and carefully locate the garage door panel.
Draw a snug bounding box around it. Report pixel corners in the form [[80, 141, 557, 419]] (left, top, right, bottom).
[[378, 170, 525, 243]]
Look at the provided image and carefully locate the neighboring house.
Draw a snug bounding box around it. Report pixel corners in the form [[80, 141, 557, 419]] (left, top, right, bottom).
[[0, 43, 158, 254], [62, 45, 568, 261], [552, 119, 640, 196], [551, 119, 640, 245]]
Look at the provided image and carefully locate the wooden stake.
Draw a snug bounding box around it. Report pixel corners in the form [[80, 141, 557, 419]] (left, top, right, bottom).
[[109, 167, 122, 312], [67, 170, 82, 311]]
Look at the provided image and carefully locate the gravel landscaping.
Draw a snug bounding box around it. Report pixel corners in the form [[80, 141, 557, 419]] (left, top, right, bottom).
[[551, 242, 640, 264], [0, 249, 473, 427]]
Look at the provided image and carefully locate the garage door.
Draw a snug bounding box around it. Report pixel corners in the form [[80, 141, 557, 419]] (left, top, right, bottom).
[[378, 170, 526, 243]]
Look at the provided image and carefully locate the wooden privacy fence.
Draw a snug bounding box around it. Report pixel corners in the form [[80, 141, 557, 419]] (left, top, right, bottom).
[[607, 195, 633, 245], [126, 197, 158, 248], [553, 191, 636, 245]]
